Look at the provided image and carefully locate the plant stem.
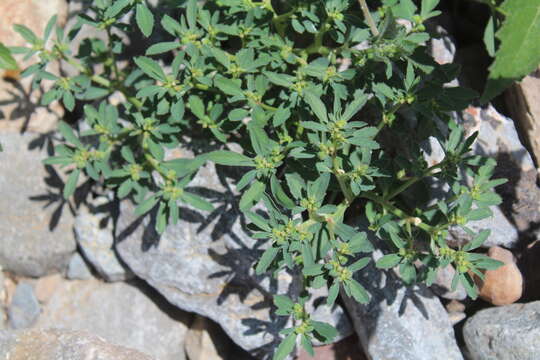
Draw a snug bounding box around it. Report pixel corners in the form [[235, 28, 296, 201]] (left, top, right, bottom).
[[361, 192, 434, 233], [358, 0, 379, 36], [384, 163, 443, 201]]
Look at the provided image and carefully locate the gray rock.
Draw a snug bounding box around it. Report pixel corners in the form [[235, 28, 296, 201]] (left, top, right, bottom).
[[8, 283, 40, 330], [74, 197, 132, 282], [0, 329, 153, 360], [463, 301, 540, 360], [448, 105, 540, 249], [0, 133, 76, 277], [65, 253, 92, 280], [34, 278, 191, 360], [116, 161, 352, 358], [342, 249, 463, 360], [431, 264, 467, 301]]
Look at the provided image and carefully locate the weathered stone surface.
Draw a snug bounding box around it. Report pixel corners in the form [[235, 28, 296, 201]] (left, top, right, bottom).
[[184, 315, 230, 360], [448, 105, 540, 249], [74, 198, 132, 282], [506, 67, 540, 166], [0, 0, 67, 133], [0, 329, 153, 360], [66, 253, 93, 280], [431, 264, 467, 300], [116, 161, 352, 357], [33, 278, 191, 360], [463, 301, 540, 360], [0, 133, 76, 277], [476, 247, 522, 306], [342, 249, 463, 360], [8, 283, 40, 330]]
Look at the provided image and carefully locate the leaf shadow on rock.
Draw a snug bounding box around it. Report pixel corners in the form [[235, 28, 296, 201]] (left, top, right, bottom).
[[0, 79, 62, 133], [26, 132, 92, 231]]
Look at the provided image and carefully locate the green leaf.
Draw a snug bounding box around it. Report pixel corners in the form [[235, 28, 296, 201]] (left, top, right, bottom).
[[300, 334, 314, 357], [134, 194, 160, 216], [146, 41, 180, 55], [303, 91, 328, 123], [483, 15, 496, 57], [256, 246, 279, 274], [62, 91, 75, 112], [273, 333, 296, 360], [188, 95, 205, 119], [273, 295, 294, 311], [376, 254, 401, 269], [463, 229, 490, 251], [341, 93, 368, 122], [186, 0, 198, 30], [13, 24, 38, 44], [311, 321, 338, 342], [136, 4, 154, 37], [182, 192, 214, 212], [58, 121, 82, 147], [481, 0, 540, 102], [349, 257, 370, 272], [63, 169, 80, 199], [240, 180, 265, 211], [206, 150, 254, 167], [214, 76, 244, 97], [326, 282, 339, 307], [0, 43, 18, 70], [134, 56, 166, 81], [270, 175, 296, 209], [346, 279, 370, 304]]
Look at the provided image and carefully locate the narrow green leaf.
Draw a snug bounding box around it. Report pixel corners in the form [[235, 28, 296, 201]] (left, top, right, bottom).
[[303, 91, 328, 123], [256, 246, 279, 274], [206, 150, 254, 167], [58, 121, 82, 147], [146, 41, 180, 55], [134, 194, 160, 216], [134, 56, 166, 81], [300, 335, 314, 357], [273, 333, 297, 360], [186, 0, 198, 30], [311, 321, 338, 342], [346, 279, 370, 304], [182, 192, 214, 212], [63, 169, 80, 199], [376, 254, 401, 269], [136, 4, 154, 37], [239, 180, 265, 211]]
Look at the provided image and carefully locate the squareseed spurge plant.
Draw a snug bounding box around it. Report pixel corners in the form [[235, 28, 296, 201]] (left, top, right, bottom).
[[5, 0, 507, 358]]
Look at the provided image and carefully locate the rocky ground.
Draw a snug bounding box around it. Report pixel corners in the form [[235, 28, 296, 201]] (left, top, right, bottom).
[[1, 1, 540, 360]]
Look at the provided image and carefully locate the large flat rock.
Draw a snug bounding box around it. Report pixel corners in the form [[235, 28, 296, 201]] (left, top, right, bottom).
[[34, 278, 191, 360], [0, 133, 76, 277]]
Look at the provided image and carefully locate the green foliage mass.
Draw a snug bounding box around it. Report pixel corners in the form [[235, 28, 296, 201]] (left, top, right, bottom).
[[481, 0, 540, 102], [3, 0, 507, 358]]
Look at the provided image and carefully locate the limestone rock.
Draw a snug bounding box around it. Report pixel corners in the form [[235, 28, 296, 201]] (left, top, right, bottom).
[[431, 264, 467, 300], [74, 198, 132, 282], [0, 329, 153, 360], [477, 247, 522, 306], [184, 316, 230, 360], [116, 161, 352, 358], [341, 249, 463, 360], [34, 278, 191, 360], [65, 253, 93, 280], [8, 283, 40, 330], [505, 67, 540, 166], [463, 301, 540, 360], [0, 0, 67, 133], [0, 133, 76, 277]]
